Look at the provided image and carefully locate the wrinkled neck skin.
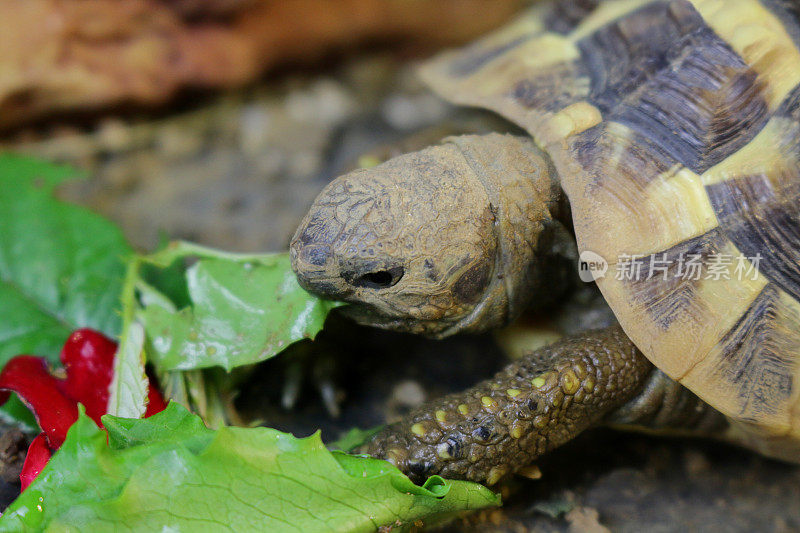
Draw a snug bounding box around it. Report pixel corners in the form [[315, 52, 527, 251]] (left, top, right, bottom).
[[291, 133, 573, 338], [439, 135, 570, 336]]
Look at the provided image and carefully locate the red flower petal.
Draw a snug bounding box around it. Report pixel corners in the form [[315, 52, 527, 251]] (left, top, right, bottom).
[[145, 379, 167, 417], [19, 433, 51, 491], [1, 328, 168, 469], [0, 356, 78, 448], [60, 329, 117, 425]]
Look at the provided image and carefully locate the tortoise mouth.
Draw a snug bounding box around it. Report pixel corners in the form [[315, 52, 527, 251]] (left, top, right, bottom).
[[340, 304, 455, 338]]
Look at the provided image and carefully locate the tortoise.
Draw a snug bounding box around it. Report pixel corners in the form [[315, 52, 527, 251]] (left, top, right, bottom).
[[290, 0, 800, 484]]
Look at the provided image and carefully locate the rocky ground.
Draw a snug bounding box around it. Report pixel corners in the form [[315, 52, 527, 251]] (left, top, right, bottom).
[[3, 53, 800, 532]]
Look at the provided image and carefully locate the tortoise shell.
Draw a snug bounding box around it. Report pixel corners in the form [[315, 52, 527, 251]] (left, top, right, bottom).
[[421, 0, 800, 453]]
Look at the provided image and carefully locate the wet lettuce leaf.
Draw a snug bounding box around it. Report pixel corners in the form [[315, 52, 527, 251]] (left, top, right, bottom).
[[0, 156, 498, 531], [137, 242, 343, 371], [330, 425, 386, 452], [0, 154, 132, 427], [0, 404, 499, 531], [0, 154, 131, 367]]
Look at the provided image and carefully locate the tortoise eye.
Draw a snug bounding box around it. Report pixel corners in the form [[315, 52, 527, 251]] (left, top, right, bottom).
[[352, 266, 404, 289]]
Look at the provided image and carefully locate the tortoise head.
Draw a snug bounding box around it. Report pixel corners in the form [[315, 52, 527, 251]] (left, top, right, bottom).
[[291, 134, 563, 337]]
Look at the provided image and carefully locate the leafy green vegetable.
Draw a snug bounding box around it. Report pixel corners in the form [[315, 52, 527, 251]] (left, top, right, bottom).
[[0, 154, 132, 367], [107, 256, 151, 419], [330, 425, 385, 452], [1, 404, 499, 531], [138, 241, 343, 371], [0, 156, 498, 531], [107, 321, 148, 418], [0, 395, 37, 431]]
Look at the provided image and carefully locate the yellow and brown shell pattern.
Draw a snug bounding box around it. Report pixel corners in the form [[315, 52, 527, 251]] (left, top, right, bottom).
[[422, 0, 800, 446]]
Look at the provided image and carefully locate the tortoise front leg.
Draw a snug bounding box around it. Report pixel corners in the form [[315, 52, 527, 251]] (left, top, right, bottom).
[[363, 325, 728, 484]]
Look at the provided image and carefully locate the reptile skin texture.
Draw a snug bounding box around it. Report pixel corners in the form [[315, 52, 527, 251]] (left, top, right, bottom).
[[363, 325, 653, 484]]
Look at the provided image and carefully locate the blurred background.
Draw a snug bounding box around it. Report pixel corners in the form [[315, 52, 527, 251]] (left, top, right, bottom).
[[0, 1, 798, 531]]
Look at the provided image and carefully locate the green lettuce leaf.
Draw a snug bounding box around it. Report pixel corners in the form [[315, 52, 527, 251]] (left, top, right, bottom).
[[138, 241, 343, 371], [0, 154, 134, 427], [0, 154, 132, 367], [107, 321, 149, 419], [0, 404, 499, 531], [329, 425, 385, 452]]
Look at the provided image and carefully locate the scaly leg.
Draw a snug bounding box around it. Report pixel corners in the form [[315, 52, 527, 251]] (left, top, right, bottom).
[[363, 325, 728, 484]]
